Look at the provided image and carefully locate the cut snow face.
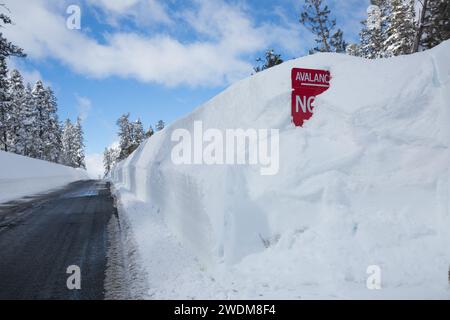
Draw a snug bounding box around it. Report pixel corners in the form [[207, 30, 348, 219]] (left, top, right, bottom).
[[111, 40, 450, 299]]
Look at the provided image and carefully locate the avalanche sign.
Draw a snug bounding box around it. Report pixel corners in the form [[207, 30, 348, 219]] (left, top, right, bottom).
[[291, 68, 331, 127]]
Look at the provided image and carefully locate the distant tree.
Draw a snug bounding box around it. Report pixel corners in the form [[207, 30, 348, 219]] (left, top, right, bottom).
[[103, 147, 120, 177], [346, 43, 360, 56], [117, 113, 134, 160], [156, 120, 165, 132], [254, 49, 284, 73], [21, 84, 36, 157], [44, 87, 62, 163], [132, 118, 146, 147], [103, 148, 113, 177], [145, 125, 154, 139], [300, 0, 347, 53], [73, 117, 86, 169], [61, 119, 76, 167]]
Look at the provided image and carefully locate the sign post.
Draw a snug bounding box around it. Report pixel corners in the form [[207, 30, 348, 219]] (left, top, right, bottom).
[[291, 68, 331, 127]]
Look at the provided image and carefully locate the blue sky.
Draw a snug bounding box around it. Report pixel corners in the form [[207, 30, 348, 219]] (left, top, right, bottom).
[[3, 0, 369, 176]]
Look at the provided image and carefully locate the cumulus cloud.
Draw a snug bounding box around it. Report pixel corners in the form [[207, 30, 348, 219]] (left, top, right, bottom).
[[2, 0, 305, 87]]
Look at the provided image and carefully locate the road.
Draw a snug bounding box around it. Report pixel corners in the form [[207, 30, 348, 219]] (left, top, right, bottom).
[[0, 180, 117, 300]]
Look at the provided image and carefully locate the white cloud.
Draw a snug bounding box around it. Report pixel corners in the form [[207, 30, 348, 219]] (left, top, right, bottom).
[[2, 0, 305, 87], [89, 0, 139, 13], [87, 0, 172, 26], [85, 153, 104, 179], [75, 95, 92, 122]]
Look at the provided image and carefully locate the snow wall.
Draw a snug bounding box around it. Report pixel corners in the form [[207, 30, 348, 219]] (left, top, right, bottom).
[[0, 150, 89, 203], [111, 40, 450, 290]]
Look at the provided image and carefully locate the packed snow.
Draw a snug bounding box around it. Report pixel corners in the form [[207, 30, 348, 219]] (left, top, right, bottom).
[[111, 40, 450, 299], [0, 151, 89, 203]]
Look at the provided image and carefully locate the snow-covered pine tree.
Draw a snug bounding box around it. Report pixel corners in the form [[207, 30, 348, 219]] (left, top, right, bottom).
[[103, 147, 112, 177], [346, 43, 360, 56], [358, 2, 388, 58], [145, 125, 154, 139], [383, 0, 416, 56], [43, 87, 62, 163], [31, 80, 48, 159], [73, 117, 86, 169], [0, 6, 25, 152], [0, 56, 11, 152], [420, 0, 450, 50], [299, 0, 347, 53], [21, 84, 36, 157], [156, 120, 165, 132], [103, 146, 120, 176], [117, 113, 133, 161], [254, 50, 284, 73], [132, 118, 145, 147], [61, 119, 76, 167], [8, 69, 27, 155]]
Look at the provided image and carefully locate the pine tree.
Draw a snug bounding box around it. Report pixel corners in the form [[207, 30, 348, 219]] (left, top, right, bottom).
[[31, 80, 47, 159], [103, 148, 112, 177], [132, 119, 145, 147], [44, 87, 62, 163], [299, 0, 347, 53], [117, 113, 133, 161], [358, 2, 388, 58], [420, 0, 450, 50], [103, 147, 120, 176], [156, 120, 165, 132], [61, 119, 76, 167], [145, 125, 154, 139], [254, 50, 284, 73], [21, 84, 36, 157], [73, 117, 86, 169], [0, 56, 11, 152], [8, 69, 27, 155], [0, 6, 25, 152], [346, 43, 360, 56], [383, 0, 416, 56]]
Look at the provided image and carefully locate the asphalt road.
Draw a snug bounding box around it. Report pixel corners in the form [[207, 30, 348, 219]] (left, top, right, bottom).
[[0, 180, 116, 300]]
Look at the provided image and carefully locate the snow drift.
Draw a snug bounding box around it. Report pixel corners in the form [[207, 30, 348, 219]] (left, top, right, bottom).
[[0, 151, 89, 203], [111, 40, 450, 298]]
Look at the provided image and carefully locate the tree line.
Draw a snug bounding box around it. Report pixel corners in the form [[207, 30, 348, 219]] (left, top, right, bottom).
[[103, 115, 165, 177], [0, 7, 85, 169], [255, 0, 449, 71]]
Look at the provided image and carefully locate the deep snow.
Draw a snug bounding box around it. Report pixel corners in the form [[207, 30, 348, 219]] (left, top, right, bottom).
[[111, 40, 450, 299], [0, 151, 89, 203]]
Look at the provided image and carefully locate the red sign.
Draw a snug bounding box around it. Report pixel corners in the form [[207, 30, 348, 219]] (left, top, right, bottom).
[[291, 68, 331, 127]]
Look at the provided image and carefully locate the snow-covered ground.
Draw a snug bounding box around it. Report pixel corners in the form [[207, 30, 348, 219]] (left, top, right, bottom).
[[0, 151, 89, 203], [111, 40, 450, 299]]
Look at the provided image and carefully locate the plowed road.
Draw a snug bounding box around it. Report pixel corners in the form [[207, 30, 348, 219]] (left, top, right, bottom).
[[0, 180, 116, 300]]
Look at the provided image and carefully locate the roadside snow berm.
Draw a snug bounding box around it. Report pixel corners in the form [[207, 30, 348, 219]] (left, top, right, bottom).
[[111, 40, 450, 298]]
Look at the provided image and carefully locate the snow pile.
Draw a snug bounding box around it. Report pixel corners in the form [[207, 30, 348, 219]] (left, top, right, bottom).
[[111, 40, 450, 298], [0, 151, 89, 203]]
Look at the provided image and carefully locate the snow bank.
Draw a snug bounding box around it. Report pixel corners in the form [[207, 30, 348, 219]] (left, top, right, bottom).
[[111, 40, 450, 298], [0, 151, 89, 203]]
